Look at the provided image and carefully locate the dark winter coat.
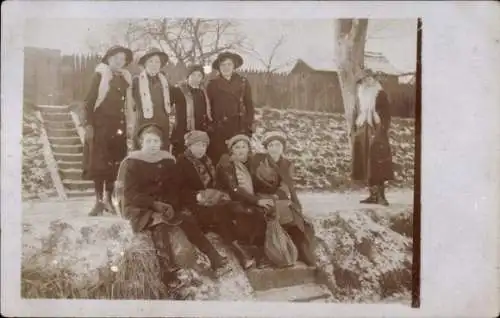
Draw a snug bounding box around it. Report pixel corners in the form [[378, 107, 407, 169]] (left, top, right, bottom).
[[121, 152, 180, 233], [176, 153, 217, 207], [82, 72, 129, 181], [215, 154, 267, 244], [170, 83, 212, 156], [131, 73, 175, 150], [206, 73, 254, 164], [351, 89, 394, 184]]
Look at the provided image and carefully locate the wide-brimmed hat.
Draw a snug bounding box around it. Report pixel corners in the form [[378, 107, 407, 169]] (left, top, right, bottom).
[[212, 51, 244, 71], [262, 130, 287, 149], [184, 130, 210, 148], [356, 67, 378, 84], [101, 45, 133, 66], [135, 123, 164, 142], [186, 64, 206, 78], [226, 134, 251, 150], [138, 48, 170, 67]]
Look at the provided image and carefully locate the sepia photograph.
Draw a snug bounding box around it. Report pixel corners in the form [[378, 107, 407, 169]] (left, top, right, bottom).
[[18, 16, 420, 305]]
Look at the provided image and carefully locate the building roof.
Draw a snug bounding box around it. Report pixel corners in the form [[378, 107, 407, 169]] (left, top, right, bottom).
[[288, 51, 404, 76]]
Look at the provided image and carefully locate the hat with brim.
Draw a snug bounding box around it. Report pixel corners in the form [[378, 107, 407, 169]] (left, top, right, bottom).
[[138, 48, 170, 67], [135, 123, 164, 144], [356, 67, 378, 84], [226, 134, 251, 150], [212, 52, 244, 71], [101, 45, 133, 67]]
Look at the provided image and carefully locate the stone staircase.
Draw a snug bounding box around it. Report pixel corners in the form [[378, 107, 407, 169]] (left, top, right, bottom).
[[247, 262, 335, 302], [37, 105, 94, 198]]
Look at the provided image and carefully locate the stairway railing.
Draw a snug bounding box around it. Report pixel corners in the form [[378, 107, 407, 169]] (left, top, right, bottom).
[[35, 110, 67, 200]]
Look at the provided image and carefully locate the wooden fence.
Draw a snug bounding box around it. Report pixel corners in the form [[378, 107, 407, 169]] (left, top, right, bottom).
[[24, 47, 416, 117]]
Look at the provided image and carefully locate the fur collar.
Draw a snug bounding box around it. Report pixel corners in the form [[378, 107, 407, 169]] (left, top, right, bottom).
[[126, 150, 176, 163]]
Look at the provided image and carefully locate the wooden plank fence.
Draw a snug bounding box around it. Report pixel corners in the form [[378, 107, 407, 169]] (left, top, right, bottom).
[[24, 47, 416, 117]]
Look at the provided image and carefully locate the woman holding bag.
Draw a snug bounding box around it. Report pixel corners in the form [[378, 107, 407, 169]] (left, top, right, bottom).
[[252, 130, 318, 266], [215, 134, 273, 269]]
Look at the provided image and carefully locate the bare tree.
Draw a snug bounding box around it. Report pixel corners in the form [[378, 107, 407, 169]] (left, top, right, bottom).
[[251, 34, 294, 74], [103, 18, 252, 69], [335, 19, 369, 149]]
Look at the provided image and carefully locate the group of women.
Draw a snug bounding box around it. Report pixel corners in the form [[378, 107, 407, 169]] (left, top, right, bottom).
[[81, 44, 394, 299]]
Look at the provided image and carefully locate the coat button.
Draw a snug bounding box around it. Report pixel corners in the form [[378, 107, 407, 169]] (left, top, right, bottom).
[[158, 164, 163, 168]]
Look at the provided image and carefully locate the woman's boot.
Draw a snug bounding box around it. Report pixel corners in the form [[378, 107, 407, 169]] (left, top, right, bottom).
[[376, 183, 389, 206], [231, 241, 255, 270], [88, 200, 105, 216], [360, 186, 378, 204]]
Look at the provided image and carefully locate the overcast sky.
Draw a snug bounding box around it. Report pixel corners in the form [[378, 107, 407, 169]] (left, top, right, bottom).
[[24, 18, 417, 73]]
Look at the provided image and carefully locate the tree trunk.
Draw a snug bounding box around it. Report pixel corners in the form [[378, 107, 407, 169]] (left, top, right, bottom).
[[335, 19, 368, 148]]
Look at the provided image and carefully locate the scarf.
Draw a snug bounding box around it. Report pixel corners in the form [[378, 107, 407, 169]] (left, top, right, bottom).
[[184, 149, 216, 189], [94, 63, 132, 111], [138, 70, 171, 119], [356, 81, 382, 127], [231, 156, 254, 195], [177, 81, 212, 131]]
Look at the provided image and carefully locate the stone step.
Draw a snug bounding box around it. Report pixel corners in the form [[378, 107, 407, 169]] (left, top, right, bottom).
[[49, 136, 82, 146], [46, 127, 79, 138], [246, 262, 318, 291], [38, 105, 69, 114], [254, 283, 332, 302], [53, 152, 83, 162], [42, 112, 73, 122], [62, 179, 94, 191], [44, 120, 75, 130], [52, 144, 83, 154], [57, 160, 83, 170], [59, 168, 83, 180], [66, 189, 95, 198]]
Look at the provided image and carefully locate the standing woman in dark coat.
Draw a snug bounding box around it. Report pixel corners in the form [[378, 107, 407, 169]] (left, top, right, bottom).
[[82, 45, 133, 216], [131, 48, 174, 151], [206, 52, 255, 165], [351, 69, 394, 205], [170, 65, 213, 157]]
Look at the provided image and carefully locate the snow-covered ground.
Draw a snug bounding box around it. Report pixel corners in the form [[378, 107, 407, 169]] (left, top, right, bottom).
[[22, 190, 413, 222]]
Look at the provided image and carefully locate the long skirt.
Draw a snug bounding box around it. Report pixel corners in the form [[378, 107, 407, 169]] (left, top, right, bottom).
[[224, 201, 268, 246], [351, 124, 394, 184], [82, 115, 127, 181]]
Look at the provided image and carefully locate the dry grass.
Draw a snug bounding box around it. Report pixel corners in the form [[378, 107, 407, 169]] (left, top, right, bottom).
[[22, 234, 170, 299]]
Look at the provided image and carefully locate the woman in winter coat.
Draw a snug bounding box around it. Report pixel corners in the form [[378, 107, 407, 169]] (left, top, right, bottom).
[[351, 69, 394, 206], [119, 123, 229, 297], [215, 134, 275, 269], [82, 45, 133, 216], [252, 130, 317, 266], [131, 48, 174, 151], [176, 130, 254, 271], [170, 65, 213, 157], [206, 52, 255, 165]]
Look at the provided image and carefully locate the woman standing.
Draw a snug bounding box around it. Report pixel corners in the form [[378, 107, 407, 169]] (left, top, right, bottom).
[[252, 130, 318, 266], [216, 134, 274, 269], [170, 65, 213, 157], [83, 45, 133, 216], [132, 48, 173, 151], [351, 69, 394, 206], [206, 52, 255, 165]]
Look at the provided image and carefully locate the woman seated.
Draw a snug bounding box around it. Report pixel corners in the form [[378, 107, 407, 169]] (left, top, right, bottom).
[[252, 130, 317, 266], [119, 123, 229, 298], [176, 130, 255, 271], [215, 134, 275, 269]]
